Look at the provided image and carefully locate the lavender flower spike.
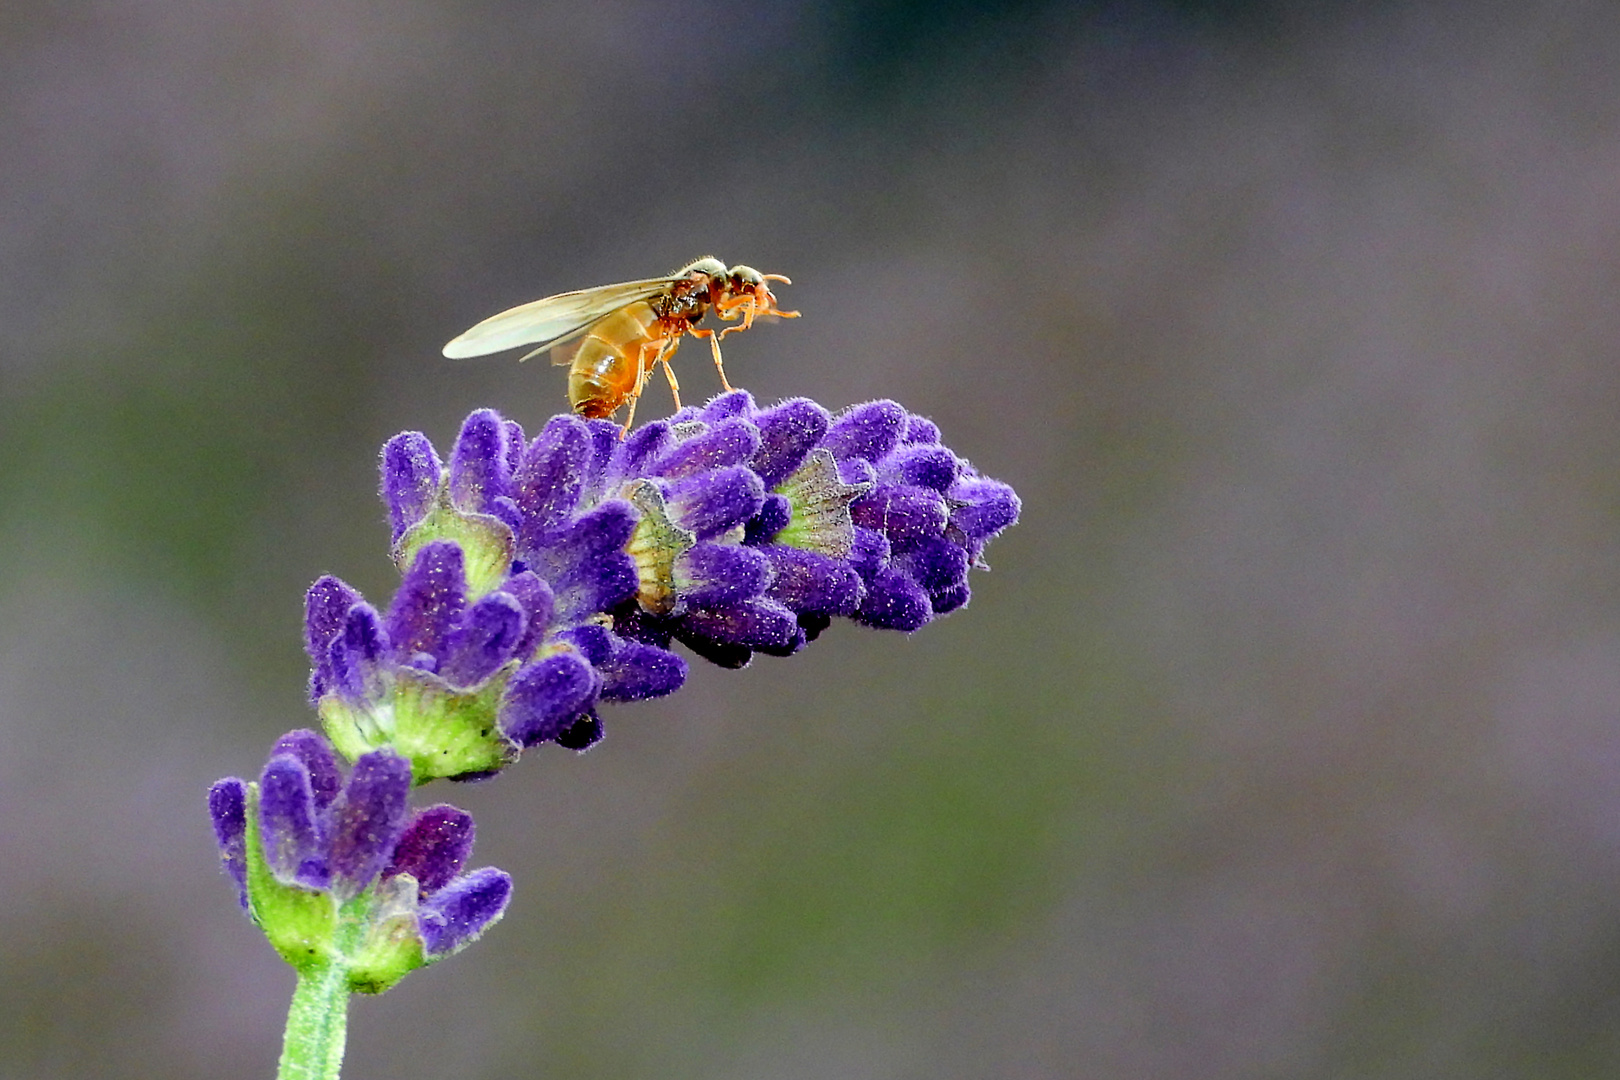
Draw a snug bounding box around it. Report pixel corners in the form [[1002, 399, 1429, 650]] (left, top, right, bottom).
[[207, 729, 512, 994], [303, 396, 1016, 779]]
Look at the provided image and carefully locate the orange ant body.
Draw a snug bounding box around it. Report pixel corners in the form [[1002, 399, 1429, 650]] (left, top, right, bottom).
[[442, 257, 797, 430]]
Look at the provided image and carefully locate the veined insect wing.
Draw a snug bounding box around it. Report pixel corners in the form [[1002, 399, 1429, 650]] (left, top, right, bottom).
[[441, 275, 684, 360]]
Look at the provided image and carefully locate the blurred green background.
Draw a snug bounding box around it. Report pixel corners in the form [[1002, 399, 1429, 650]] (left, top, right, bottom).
[[6, 1, 1620, 1076]]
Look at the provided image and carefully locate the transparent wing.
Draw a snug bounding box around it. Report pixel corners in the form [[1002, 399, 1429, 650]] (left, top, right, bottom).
[[442, 276, 681, 360]]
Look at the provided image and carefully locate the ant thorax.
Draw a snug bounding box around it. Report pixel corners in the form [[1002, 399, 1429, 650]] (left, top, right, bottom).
[[653, 280, 712, 322]]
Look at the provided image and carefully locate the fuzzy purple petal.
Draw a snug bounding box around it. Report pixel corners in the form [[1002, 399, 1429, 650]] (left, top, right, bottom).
[[893, 536, 971, 598], [930, 583, 971, 614], [743, 493, 792, 545], [526, 501, 639, 622], [449, 409, 512, 515], [501, 419, 526, 474], [499, 652, 601, 747], [666, 465, 766, 539], [512, 415, 593, 541], [556, 624, 688, 702], [679, 599, 805, 657], [305, 576, 362, 668], [381, 432, 443, 542], [502, 571, 555, 658], [838, 457, 877, 490], [328, 603, 388, 704], [486, 495, 524, 535], [822, 400, 907, 463], [385, 804, 475, 894], [751, 398, 832, 488], [327, 750, 412, 900], [676, 543, 773, 609], [904, 415, 941, 444], [208, 778, 249, 909], [854, 568, 933, 631], [699, 389, 756, 422], [763, 546, 865, 616], [852, 484, 949, 545], [386, 541, 468, 667], [947, 476, 1022, 547], [258, 754, 327, 889], [580, 418, 622, 491], [600, 641, 686, 701], [848, 527, 891, 581], [651, 417, 762, 479], [418, 867, 513, 957], [270, 729, 342, 810], [882, 445, 959, 493], [439, 592, 527, 688], [609, 420, 673, 486]]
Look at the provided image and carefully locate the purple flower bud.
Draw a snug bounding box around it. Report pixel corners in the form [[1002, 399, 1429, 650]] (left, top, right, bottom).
[[676, 543, 773, 610], [418, 867, 513, 957], [744, 493, 792, 545], [386, 541, 468, 666], [904, 415, 940, 444], [499, 652, 601, 747], [696, 388, 756, 422], [259, 753, 328, 890], [609, 419, 674, 485], [270, 729, 343, 810], [678, 598, 804, 659], [512, 415, 594, 541], [851, 484, 950, 546], [327, 750, 412, 900], [822, 400, 907, 463], [328, 603, 388, 705], [751, 398, 831, 488], [665, 465, 766, 539], [439, 591, 527, 688], [526, 501, 639, 622], [208, 778, 249, 909], [554, 623, 687, 703], [381, 432, 443, 542], [947, 475, 1022, 558], [763, 546, 864, 616], [848, 528, 890, 580], [883, 445, 959, 493], [651, 417, 762, 478], [502, 570, 554, 658], [448, 409, 513, 516], [305, 576, 362, 668], [893, 536, 970, 600], [854, 567, 932, 632], [385, 805, 475, 894]]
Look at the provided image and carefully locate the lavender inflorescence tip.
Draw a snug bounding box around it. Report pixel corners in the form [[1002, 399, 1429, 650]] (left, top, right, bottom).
[[208, 729, 511, 975], [303, 392, 1018, 781]]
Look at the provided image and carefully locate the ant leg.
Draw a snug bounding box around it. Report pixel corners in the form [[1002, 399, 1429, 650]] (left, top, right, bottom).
[[686, 327, 735, 392], [661, 348, 683, 410], [618, 392, 639, 438]]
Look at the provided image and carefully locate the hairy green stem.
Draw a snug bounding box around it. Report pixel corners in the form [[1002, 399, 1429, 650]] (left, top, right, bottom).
[[277, 960, 349, 1080]]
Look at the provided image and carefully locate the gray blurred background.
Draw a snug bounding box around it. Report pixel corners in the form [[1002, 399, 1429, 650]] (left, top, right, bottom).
[[5, 1, 1620, 1076]]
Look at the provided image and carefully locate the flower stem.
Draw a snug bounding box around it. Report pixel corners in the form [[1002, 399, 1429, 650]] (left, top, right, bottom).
[[278, 960, 349, 1080]]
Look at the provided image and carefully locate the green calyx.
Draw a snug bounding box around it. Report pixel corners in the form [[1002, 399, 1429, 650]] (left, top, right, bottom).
[[393, 481, 515, 600], [238, 784, 426, 994], [623, 480, 696, 615], [318, 667, 520, 784], [773, 448, 871, 557]]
